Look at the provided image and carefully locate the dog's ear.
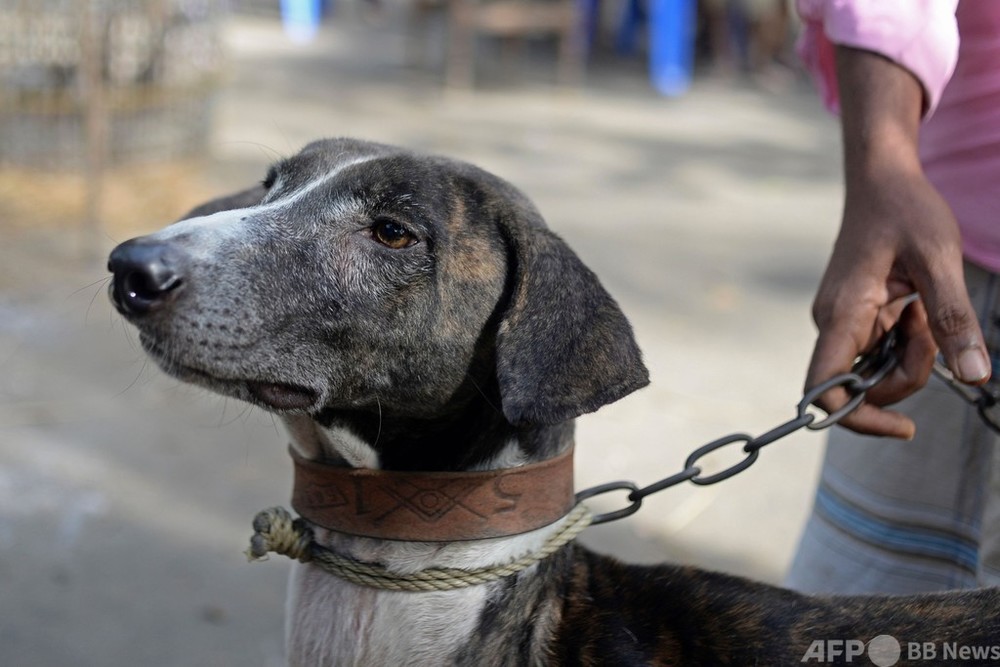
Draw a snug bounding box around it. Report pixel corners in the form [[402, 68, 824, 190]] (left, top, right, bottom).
[[495, 211, 649, 426], [178, 184, 268, 220]]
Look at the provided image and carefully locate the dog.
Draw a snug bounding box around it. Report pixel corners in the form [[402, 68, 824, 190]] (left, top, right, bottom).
[[109, 138, 1000, 666]]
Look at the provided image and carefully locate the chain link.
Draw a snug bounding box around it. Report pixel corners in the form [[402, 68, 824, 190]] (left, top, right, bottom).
[[931, 362, 1000, 435], [577, 324, 997, 525]]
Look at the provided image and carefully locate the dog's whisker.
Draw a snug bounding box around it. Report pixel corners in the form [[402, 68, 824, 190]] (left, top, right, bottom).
[[101, 230, 121, 246], [373, 394, 382, 449], [67, 275, 111, 301], [117, 315, 140, 355], [245, 422, 252, 468], [218, 401, 252, 428], [219, 140, 286, 164], [465, 373, 503, 417], [114, 355, 148, 398], [82, 277, 112, 326], [218, 396, 231, 427], [271, 121, 295, 158]]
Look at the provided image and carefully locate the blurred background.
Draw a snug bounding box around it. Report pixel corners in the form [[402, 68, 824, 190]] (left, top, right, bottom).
[[0, 0, 844, 664]]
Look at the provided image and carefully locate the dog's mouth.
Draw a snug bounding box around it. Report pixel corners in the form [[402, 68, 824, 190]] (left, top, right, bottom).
[[140, 335, 319, 411], [246, 381, 318, 411]]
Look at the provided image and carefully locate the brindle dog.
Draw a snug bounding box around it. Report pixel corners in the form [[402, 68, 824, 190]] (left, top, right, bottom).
[[109, 138, 1000, 666]]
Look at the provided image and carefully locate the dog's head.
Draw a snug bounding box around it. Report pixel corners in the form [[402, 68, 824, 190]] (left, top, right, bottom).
[[109, 138, 647, 452]]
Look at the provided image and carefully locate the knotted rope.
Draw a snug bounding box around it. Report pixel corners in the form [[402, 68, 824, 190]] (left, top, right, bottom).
[[245, 504, 593, 592]]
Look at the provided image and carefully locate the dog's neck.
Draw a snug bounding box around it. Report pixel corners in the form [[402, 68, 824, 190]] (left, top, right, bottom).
[[279, 407, 577, 665], [281, 487, 572, 667], [287, 391, 573, 473], [279, 396, 576, 566]]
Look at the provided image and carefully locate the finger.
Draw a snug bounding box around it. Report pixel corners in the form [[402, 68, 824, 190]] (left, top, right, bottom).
[[806, 333, 918, 440], [832, 402, 916, 440], [805, 324, 868, 414], [864, 300, 937, 406], [806, 300, 930, 439], [806, 291, 881, 413], [868, 290, 919, 346], [914, 263, 991, 385]]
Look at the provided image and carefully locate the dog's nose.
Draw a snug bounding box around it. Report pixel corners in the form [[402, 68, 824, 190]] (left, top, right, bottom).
[[108, 239, 187, 315]]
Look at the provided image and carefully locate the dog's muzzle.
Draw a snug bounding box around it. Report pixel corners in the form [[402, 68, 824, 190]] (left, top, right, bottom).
[[108, 239, 187, 315]]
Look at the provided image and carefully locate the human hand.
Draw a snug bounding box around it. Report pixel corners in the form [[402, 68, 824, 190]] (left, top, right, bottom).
[[806, 168, 990, 439]]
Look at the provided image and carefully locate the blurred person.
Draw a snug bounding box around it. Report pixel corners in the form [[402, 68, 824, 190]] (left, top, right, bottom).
[[785, 0, 1000, 594], [700, 0, 791, 77]]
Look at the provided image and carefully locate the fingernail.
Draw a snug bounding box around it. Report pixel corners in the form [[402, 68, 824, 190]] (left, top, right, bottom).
[[957, 348, 991, 383]]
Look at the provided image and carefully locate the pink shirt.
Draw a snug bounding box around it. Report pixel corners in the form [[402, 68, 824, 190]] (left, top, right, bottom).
[[797, 0, 1000, 271]]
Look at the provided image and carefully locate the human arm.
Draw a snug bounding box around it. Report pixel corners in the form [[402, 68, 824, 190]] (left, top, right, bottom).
[[805, 46, 990, 439]]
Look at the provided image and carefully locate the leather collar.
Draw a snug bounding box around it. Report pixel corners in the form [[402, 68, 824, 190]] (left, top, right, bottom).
[[290, 445, 575, 542]]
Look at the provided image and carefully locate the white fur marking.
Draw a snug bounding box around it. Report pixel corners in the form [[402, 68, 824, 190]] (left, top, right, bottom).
[[285, 513, 572, 666], [317, 424, 381, 469], [282, 415, 330, 460], [471, 438, 527, 471], [148, 156, 376, 258]]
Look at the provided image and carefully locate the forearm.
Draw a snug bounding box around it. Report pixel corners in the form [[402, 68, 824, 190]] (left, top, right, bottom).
[[835, 46, 925, 190]]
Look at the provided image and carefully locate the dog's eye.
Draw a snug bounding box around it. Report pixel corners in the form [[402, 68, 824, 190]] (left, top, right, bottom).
[[262, 167, 277, 190], [371, 219, 417, 249]]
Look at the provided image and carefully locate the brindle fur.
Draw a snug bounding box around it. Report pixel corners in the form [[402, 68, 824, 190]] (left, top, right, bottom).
[[460, 545, 1000, 665], [109, 138, 1000, 666]]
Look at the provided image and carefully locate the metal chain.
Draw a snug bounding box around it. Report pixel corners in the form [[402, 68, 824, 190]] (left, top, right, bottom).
[[577, 325, 1000, 525], [931, 361, 1000, 435]]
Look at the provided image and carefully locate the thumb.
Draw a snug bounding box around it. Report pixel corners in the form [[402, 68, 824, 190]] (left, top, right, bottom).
[[917, 271, 990, 385]]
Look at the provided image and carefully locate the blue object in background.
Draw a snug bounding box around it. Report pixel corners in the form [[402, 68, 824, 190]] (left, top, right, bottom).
[[280, 0, 324, 43], [648, 0, 695, 96], [615, 0, 646, 55]]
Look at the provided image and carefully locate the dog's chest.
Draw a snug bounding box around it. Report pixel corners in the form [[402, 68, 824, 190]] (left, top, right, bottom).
[[285, 562, 492, 666]]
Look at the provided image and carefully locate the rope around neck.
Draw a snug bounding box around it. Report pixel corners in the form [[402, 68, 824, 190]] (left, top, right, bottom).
[[245, 504, 593, 592]]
